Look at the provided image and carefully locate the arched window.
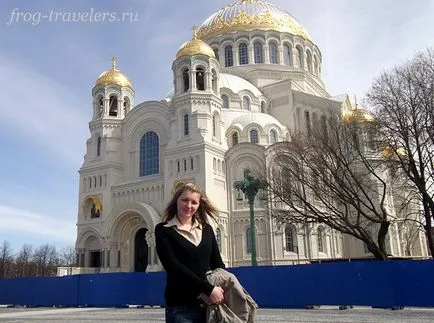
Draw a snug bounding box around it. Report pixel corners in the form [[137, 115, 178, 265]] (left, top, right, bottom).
[[97, 96, 104, 117], [123, 96, 130, 115], [183, 113, 189, 136], [246, 227, 252, 254], [260, 101, 266, 113], [239, 43, 248, 65], [283, 44, 291, 66], [285, 225, 297, 252], [296, 46, 304, 69], [96, 136, 101, 156], [221, 95, 229, 109], [232, 132, 239, 146], [216, 228, 222, 250], [109, 95, 118, 116], [211, 69, 217, 92], [139, 131, 159, 176], [305, 111, 311, 137], [307, 51, 313, 73], [254, 42, 263, 63], [250, 129, 259, 144], [269, 130, 277, 144], [182, 68, 189, 92], [225, 45, 233, 67], [318, 227, 326, 253], [196, 67, 205, 90], [212, 115, 217, 137], [269, 42, 278, 64], [242, 96, 250, 110]]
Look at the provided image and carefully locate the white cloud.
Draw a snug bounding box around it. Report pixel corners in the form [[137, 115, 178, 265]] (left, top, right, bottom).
[[0, 54, 89, 167], [0, 204, 76, 243]]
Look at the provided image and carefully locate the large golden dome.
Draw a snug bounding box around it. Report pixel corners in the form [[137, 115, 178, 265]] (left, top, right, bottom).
[[176, 37, 216, 59], [343, 108, 375, 125], [95, 57, 132, 89], [196, 0, 311, 41]]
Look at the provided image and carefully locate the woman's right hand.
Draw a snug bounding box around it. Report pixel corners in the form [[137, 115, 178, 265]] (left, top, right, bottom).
[[208, 286, 224, 304]]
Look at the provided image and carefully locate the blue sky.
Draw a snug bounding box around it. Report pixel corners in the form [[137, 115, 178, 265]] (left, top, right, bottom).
[[0, 0, 433, 253]]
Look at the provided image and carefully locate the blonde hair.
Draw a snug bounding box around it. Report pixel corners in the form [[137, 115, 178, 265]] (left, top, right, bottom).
[[163, 182, 219, 224]]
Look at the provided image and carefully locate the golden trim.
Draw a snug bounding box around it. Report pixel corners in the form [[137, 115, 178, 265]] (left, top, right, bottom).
[[197, 6, 311, 41]]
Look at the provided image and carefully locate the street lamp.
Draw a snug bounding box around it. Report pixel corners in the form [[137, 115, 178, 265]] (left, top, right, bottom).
[[233, 170, 268, 266]]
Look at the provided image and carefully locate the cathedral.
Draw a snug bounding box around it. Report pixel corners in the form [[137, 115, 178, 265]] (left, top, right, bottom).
[[74, 0, 428, 273]]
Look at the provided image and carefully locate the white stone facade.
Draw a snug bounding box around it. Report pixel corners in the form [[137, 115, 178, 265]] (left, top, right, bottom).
[[75, 0, 428, 273]]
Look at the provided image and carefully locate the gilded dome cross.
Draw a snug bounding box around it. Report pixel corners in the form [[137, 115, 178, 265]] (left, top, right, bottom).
[[112, 56, 118, 70]]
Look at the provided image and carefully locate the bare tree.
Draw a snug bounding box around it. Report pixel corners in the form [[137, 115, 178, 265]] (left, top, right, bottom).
[[58, 245, 77, 267], [32, 244, 59, 277], [268, 116, 413, 260], [0, 240, 14, 278], [15, 244, 34, 278], [367, 48, 434, 256]]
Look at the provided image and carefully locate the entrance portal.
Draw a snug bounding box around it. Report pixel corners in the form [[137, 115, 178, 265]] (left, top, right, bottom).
[[134, 228, 148, 272]]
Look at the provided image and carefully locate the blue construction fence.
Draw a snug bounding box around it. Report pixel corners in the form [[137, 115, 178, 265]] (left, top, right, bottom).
[[0, 260, 433, 308]]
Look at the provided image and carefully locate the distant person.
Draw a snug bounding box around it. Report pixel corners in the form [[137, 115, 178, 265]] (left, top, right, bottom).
[[155, 183, 225, 323]]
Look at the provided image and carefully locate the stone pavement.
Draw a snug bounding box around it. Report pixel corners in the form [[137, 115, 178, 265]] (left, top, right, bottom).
[[0, 307, 434, 322]]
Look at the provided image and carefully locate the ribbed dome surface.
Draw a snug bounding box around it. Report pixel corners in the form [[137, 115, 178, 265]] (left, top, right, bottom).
[[196, 0, 311, 40]]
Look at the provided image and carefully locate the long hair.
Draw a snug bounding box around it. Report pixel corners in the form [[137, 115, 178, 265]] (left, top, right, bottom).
[[163, 182, 219, 224]]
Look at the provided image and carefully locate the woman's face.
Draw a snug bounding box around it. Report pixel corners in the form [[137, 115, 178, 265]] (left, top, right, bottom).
[[176, 189, 201, 220]]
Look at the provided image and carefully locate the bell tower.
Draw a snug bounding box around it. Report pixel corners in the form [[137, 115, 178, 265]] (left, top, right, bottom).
[[76, 57, 134, 268]]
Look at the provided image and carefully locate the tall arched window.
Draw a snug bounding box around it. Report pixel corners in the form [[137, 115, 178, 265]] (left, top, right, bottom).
[[96, 136, 101, 156], [242, 96, 250, 110], [139, 131, 159, 176], [97, 96, 103, 117], [307, 51, 313, 73], [269, 130, 277, 144], [254, 42, 263, 63], [269, 42, 278, 64], [211, 69, 217, 92], [182, 68, 189, 92], [283, 44, 291, 66], [109, 95, 118, 116], [260, 101, 266, 113], [183, 113, 189, 136], [285, 225, 296, 252], [216, 228, 222, 250], [318, 227, 326, 253], [296, 46, 304, 69], [250, 129, 259, 144], [305, 111, 312, 137], [314, 56, 319, 75], [221, 95, 229, 109], [246, 227, 252, 254], [232, 132, 239, 146], [196, 67, 205, 90], [225, 45, 233, 67], [239, 43, 248, 65], [123, 96, 131, 115], [212, 115, 217, 137]]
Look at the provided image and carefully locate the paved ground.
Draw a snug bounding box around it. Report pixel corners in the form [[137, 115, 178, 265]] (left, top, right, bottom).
[[0, 307, 434, 322]]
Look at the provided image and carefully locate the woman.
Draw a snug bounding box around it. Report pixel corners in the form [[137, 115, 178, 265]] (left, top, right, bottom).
[[155, 183, 225, 323]]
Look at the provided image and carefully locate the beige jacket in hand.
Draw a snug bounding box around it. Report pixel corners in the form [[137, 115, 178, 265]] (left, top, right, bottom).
[[206, 268, 258, 323]]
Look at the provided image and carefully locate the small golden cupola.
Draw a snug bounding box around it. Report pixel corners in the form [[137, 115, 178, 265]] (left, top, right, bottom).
[[176, 32, 216, 59], [95, 56, 133, 89], [343, 97, 375, 125]]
